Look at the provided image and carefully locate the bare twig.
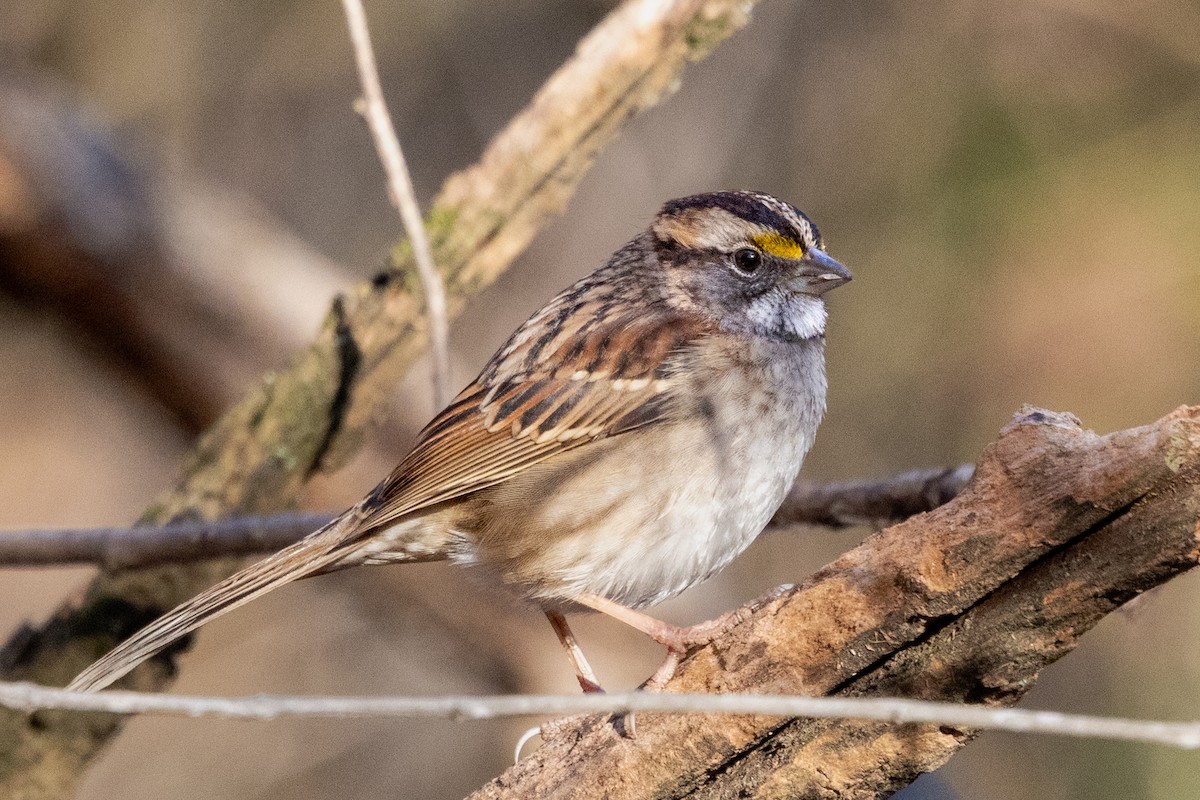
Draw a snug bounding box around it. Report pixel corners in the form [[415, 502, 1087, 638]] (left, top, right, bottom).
[[775, 464, 976, 529], [0, 513, 333, 570], [0, 466, 975, 568], [2, 682, 1198, 750], [340, 0, 451, 408]]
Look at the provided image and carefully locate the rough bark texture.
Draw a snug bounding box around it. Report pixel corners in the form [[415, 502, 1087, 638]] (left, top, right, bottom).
[[0, 2, 760, 797], [467, 406, 1200, 799]]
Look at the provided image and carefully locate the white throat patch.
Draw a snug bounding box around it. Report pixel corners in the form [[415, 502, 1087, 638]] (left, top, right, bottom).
[[745, 290, 827, 341]]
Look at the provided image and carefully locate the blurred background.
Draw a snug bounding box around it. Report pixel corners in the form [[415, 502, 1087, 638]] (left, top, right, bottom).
[[1, 0, 1198, 798]]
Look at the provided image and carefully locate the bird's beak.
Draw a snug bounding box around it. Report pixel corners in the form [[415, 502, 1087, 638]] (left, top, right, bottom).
[[791, 248, 852, 296]]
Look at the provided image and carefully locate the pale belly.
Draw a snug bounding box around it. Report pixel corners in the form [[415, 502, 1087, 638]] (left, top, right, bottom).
[[451, 339, 825, 610], [535, 423, 807, 608]]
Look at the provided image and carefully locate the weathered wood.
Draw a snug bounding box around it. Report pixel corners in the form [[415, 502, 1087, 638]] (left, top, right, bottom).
[[467, 407, 1200, 799]]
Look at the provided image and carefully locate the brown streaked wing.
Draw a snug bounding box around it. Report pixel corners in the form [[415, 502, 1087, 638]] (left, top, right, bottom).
[[357, 309, 712, 533]]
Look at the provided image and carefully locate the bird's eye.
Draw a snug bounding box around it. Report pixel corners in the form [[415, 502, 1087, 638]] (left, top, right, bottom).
[[732, 248, 762, 274]]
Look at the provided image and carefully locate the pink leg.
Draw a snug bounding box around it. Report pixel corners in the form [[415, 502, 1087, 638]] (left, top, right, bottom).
[[574, 594, 751, 690], [546, 611, 604, 693]]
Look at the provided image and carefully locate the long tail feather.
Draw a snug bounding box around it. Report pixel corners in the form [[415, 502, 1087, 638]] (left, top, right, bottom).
[[68, 507, 367, 693]]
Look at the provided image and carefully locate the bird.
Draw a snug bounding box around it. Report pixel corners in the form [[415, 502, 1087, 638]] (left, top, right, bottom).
[[68, 190, 852, 695]]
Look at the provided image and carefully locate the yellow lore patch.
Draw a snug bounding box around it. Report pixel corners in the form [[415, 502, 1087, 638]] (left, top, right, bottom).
[[751, 233, 807, 260]]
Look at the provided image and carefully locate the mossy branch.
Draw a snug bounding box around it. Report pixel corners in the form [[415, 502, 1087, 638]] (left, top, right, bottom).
[[0, 1, 761, 797]]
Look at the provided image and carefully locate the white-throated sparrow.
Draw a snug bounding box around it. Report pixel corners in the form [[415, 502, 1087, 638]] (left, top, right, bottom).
[[69, 191, 851, 694]]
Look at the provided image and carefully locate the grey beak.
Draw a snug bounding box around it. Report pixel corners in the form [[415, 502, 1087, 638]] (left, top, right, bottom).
[[794, 248, 852, 296]]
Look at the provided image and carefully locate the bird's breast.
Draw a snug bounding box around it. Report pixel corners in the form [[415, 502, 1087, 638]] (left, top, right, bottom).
[[453, 334, 828, 610]]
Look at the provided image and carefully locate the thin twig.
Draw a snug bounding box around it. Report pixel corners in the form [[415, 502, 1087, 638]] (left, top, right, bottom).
[[774, 464, 976, 530], [0, 513, 334, 571], [2, 682, 1197, 750], [0, 467, 975, 569], [341, 0, 451, 408]]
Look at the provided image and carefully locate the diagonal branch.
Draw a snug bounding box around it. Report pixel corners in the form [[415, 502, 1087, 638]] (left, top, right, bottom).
[[465, 406, 1200, 799], [0, 74, 354, 431], [0, 1, 763, 797]]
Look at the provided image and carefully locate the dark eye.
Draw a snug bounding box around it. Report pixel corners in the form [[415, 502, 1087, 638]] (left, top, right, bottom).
[[732, 247, 762, 274]]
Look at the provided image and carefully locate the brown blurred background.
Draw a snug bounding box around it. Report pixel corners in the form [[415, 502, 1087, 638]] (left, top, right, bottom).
[[1, 1, 1199, 798]]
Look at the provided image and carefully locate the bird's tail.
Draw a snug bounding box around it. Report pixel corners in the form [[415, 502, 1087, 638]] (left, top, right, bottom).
[[67, 507, 368, 693]]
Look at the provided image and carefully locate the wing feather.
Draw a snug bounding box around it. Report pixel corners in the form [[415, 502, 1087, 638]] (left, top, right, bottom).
[[357, 309, 712, 533]]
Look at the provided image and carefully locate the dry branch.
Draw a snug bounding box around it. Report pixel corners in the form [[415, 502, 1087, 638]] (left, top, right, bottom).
[[0, 467, 973, 569], [0, 2, 761, 797], [466, 407, 1200, 799]]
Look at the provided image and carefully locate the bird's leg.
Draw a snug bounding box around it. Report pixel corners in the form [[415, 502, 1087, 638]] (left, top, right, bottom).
[[575, 594, 751, 690], [545, 611, 604, 693]]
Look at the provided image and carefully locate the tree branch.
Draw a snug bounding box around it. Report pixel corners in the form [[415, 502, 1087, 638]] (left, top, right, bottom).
[[0, 512, 333, 571], [3, 406, 1195, 799], [461, 406, 1200, 799], [0, 466, 974, 569], [0, 74, 354, 430], [0, 2, 763, 797], [773, 464, 975, 530]]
